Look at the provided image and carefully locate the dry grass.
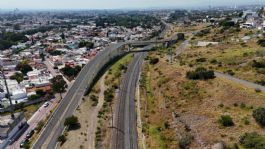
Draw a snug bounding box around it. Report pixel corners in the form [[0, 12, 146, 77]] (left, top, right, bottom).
[[140, 50, 265, 149]]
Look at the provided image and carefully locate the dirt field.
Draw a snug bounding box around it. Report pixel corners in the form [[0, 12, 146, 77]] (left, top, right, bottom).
[[57, 75, 105, 149], [140, 51, 265, 149]]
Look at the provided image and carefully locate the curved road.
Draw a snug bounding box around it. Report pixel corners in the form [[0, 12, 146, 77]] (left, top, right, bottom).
[[112, 52, 147, 149]]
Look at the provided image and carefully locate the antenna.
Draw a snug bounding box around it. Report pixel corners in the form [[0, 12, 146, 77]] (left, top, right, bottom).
[[1, 67, 15, 119]]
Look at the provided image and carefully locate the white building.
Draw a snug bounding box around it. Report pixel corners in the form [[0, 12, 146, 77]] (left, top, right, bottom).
[[0, 79, 27, 104]]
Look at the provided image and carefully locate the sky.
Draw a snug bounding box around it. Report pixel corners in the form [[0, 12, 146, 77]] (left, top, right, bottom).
[[0, 0, 263, 10]]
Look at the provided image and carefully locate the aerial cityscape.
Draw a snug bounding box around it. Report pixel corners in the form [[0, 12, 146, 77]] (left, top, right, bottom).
[[0, 0, 265, 149]]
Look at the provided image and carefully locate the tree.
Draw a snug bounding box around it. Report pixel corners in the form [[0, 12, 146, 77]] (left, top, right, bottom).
[[10, 72, 24, 83], [51, 75, 68, 99], [16, 60, 33, 75], [40, 53, 45, 61], [218, 115, 234, 127], [61, 65, 81, 78], [64, 115, 79, 127], [57, 135, 67, 143], [253, 108, 265, 126], [78, 41, 94, 49]]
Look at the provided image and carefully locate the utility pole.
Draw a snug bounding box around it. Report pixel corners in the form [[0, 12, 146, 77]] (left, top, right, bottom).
[[1, 67, 15, 118]]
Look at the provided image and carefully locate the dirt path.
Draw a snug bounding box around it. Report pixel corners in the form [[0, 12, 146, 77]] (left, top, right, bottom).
[[215, 72, 265, 91], [86, 74, 106, 149]]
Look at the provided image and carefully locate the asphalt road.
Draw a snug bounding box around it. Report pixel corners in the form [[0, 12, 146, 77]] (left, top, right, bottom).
[[32, 43, 126, 149], [31, 24, 174, 149], [112, 52, 147, 149]]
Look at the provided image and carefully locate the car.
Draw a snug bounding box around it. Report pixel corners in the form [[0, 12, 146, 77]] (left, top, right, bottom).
[[8, 139, 14, 145], [44, 102, 49, 108], [26, 129, 35, 139], [20, 138, 29, 148]]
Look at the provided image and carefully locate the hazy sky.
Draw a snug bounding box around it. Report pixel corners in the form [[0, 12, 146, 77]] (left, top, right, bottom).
[[0, 0, 263, 9]]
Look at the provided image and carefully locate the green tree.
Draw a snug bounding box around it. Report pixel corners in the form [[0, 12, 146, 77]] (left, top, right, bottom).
[[61, 65, 81, 78], [16, 60, 33, 75], [64, 115, 79, 127], [10, 72, 24, 83], [78, 41, 94, 49], [51, 75, 68, 99]]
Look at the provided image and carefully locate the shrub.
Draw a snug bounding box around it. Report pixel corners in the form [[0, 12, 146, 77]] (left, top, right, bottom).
[[256, 48, 265, 57], [210, 59, 218, 64], [57, 135, 67, 143], [218, 115, 234, 127], [186, 67, 215, 80], [255, 88, 262, 93], [28, 94, 41, 100], [179, 135, 193, 149], [226, 70, 235, 76], [257, 39, 265, 47], [149, 57, 159, 65], [90, 94, 98, 106], [240, 103, 246, 109], [36, 89, 46, 96], [240, 132, 265, 149], [104, 88, 114, 102], [252, 60, 265, 68], [253, 108, 265, 126], [196, 57, 206, 62], [36, 121, 45, 132]]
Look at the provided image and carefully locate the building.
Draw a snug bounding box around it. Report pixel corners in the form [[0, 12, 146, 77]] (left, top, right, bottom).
[[0, 79, 27, 104], [0, 112, 27, 148]]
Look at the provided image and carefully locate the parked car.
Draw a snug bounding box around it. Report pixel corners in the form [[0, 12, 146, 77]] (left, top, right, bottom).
[[20, 138, 29, 148], [26, 129, 35, 139], [44, 102, 49, 108]]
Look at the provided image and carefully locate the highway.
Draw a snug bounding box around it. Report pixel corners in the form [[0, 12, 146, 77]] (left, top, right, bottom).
[[112, 52, 147, 149], [31, 21, 174, 149], [32, 43, 126, 149]]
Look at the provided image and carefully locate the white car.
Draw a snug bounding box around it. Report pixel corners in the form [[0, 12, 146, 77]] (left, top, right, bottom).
[[44, 102, 49, 108]]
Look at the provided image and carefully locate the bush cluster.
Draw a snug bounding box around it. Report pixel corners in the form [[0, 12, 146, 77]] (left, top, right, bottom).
[[253, 108, 265, 126], [149, 57, 159, 65], [186, 67, 215, 80], [240, 132, 265, 149]]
